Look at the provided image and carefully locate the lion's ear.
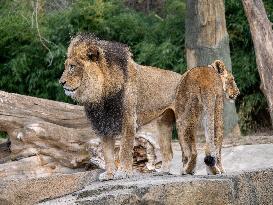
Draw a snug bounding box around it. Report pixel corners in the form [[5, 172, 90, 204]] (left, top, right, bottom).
[[87, 50, 100, 62], [211, 60, 225, 74]]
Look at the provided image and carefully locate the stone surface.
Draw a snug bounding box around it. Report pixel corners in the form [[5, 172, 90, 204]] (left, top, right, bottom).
[[40, 168, 273, 205], [1, 144, 273, 205], [170, 143, 273, 175], [0, 170, 101, 205]]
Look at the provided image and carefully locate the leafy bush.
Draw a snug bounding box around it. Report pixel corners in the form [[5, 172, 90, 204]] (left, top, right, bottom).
[[0, 0, 272, 134], [0, 0, 186, 101], [226, 0, 273, 133]]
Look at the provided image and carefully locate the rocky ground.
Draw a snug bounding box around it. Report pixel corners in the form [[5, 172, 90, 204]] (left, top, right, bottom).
[[1, 134, 273, 205], [40, 134, 273, 205], [170, 142, 273, 175]]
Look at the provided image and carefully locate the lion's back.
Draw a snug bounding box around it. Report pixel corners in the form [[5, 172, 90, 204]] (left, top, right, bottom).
[[137, 66, 181, 112]]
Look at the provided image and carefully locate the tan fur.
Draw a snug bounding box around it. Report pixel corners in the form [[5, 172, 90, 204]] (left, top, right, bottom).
[[175, 60, 240, 175], [59, 34, 181, 180]]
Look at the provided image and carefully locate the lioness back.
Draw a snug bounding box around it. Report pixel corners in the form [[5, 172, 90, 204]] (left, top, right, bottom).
[[178, 67, 223, 99], [175, 67, 224, 122]]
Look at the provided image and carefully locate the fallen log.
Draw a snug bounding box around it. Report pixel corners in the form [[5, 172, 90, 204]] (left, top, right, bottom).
[[0, 91, 161, 179]]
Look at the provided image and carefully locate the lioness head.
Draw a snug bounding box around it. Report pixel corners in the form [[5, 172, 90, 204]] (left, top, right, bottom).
[[211, 60, 240, 101], [59, 33, 131, 104]]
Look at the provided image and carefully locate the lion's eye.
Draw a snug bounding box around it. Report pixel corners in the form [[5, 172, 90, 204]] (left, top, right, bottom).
[[68, 65, 76, 73]]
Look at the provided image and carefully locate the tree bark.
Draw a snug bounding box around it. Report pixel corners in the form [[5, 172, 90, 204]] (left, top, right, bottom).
[[0, 91, 161, 179], [185, 0, 240, 137], [242, 0, 273, 126]]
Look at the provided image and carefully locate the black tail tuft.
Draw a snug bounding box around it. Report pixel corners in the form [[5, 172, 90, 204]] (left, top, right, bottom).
[[204, 155, 216, 167]]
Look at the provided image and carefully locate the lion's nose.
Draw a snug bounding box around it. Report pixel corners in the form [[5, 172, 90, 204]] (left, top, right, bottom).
[[59, 79, 66, 86]]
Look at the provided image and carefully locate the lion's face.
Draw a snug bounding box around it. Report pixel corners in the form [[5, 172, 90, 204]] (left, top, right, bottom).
[[59, 41, 105, 104], [60, 34, 130, 104]]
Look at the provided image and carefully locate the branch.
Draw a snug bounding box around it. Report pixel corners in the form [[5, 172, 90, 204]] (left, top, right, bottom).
[[35, 0, 54, 66]]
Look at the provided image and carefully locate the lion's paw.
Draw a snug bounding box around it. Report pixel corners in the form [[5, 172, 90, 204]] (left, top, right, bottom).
[[158, 162, 171, 174], [98, 171, 114, 181], [113, 170, 132, 180], [157, 167, 170, 174], [154, 168, 171, 176]]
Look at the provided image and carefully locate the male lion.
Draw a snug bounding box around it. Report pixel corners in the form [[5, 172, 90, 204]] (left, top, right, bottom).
[[59, 33, 181, 180], [175, 60, 239, 175]]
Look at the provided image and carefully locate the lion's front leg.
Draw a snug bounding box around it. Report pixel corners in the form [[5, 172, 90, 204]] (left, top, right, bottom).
[[99, 136, 116, 181], [114, 119, 136, 179], [114, 83, 137, 180]]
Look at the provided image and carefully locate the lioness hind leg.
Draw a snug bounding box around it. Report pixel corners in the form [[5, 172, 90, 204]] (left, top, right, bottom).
[[99, 136, 116, 181], [203, 96, 221, 175], [214, 95, 225, 173], [204, 144, 221, 175], [177, 104, 199, 175], [179, 125, 198, 175], [157, 109, 175, 173]]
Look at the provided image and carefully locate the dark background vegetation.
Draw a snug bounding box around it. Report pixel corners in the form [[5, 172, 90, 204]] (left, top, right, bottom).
[[0, 0, 272, 134]]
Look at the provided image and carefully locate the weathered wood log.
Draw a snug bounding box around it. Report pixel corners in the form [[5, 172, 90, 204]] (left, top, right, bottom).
[[242, 0, 273, 126], [185, 0, 240, 137], [0, 91, 161, 179]]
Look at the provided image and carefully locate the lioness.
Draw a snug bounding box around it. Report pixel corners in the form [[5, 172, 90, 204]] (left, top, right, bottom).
[[59, 33, 181, 180], [175, 60, 240, 175]]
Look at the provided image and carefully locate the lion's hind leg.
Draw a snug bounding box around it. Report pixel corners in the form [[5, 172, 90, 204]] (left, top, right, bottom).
[[157, 109, 175, 173]]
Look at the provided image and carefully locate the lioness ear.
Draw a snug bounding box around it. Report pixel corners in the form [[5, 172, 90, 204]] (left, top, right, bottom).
[[211, 60, 225, 74]]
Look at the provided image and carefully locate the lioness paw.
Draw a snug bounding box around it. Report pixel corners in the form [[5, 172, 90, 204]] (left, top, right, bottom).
[[206, 165, 221, 175], [181, 169, 195, 175]]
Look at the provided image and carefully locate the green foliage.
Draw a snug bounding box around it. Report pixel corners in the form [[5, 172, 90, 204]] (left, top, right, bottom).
[[0, 0, 272, 134], [0, 0, 186, 103], [0, 131, 7, 139], [0, 0, 71, 102], [225, 0, 273, 133]]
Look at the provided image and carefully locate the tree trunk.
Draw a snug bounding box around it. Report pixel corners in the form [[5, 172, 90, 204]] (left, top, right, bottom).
[[242, 0, 273, 126], [0, 91, 161, 179], [185, 0, 240, 137]]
